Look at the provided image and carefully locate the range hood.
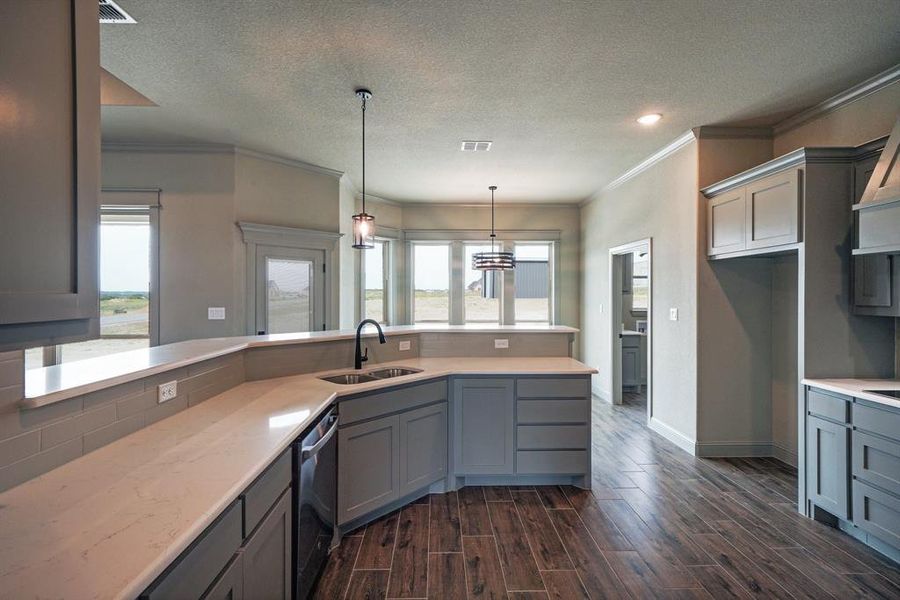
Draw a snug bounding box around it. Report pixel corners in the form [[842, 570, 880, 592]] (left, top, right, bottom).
[[854, 116, 900, 255]]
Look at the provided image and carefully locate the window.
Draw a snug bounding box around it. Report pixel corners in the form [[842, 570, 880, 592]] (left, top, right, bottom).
[[265, 257, 313, 333], [26, 207, 155, 368], [412, 243, 450, 322], [632, 252, 649, 312], [363, 240, 388, 324], [514, 243, 551, 323], [463, 244, 500, 323]]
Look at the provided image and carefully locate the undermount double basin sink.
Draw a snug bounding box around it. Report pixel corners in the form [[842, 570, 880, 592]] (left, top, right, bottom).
[[319, 367, 422, 385]]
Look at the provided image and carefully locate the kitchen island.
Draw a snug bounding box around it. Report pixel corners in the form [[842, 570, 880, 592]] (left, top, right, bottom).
[[0, 326, 594, 599]]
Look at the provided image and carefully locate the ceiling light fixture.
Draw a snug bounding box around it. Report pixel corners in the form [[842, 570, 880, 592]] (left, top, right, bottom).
[[352, 89, 375, 249], [472, 186, 516, 271], [637, 113, 662, 126]]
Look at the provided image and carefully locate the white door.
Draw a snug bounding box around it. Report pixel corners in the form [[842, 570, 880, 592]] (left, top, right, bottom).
[[255, 246, 325, 334]]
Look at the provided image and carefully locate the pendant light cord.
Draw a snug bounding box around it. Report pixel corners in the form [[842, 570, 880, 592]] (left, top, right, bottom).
[[490, 186, 497, 252], [361, 95, 366, 214]]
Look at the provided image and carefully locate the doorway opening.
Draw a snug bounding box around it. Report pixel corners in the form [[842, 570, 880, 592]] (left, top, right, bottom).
[[609, 239, 652, 423]]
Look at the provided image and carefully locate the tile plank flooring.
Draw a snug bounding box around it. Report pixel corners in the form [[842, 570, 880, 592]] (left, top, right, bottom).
[[313, 393, 900, 599]]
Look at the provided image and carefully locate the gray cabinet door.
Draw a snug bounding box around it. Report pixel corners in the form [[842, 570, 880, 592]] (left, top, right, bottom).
[[745, 169, 800, 250], [454, 378, 515, 475], [806, 415, 850, 519], [338, 414, 400, 524], [240, 489, 291, 600], [852, 480, 900, 549], [202, 554, 243, 600], [0, 0, 100, 350], [707, 189, 747, 256], [621, 346, 640, 388], [399, 402, 448, 496]]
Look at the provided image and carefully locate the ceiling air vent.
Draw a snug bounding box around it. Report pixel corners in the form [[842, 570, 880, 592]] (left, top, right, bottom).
[[99, 0, 136, 24], [461, 140, 492, 152]]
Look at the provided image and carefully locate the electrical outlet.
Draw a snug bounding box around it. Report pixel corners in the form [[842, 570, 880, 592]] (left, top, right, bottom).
[[669, 307, 679, 321], [494, 338, 509, 349], [399, 340, 411, 351], [208, 307, 226, 320], [158, 381, 177, 404]]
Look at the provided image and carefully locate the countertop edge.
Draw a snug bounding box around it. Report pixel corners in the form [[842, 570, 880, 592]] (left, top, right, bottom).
[[802, 378, 900, 410], [22, 325, 580, 408]]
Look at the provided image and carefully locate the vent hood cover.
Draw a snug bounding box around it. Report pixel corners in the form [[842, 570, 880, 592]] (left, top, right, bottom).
[[854, 116, 900, 255]]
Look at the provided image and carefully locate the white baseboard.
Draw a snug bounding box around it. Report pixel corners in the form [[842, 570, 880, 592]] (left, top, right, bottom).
[[772, 443, 798, 467], [648, 417, 696, 455], [592, 385, 612, 404], [695, 441, 773, 458]]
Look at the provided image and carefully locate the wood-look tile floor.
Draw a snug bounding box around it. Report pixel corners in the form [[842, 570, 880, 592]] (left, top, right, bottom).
[[312, 393, 900, 599]]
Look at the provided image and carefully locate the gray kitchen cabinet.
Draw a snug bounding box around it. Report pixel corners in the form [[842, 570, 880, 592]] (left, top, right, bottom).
[[240, 489, 292, 600], [853, 480, 900, 550], [202, 554, 243, 600], [338, 414, 401, 524], [621, 336, 641, 390], [806, 414, 850, 519], [453, 378, 515, 475], [0, 0, 101, 351], [745, 169, 800, 250], [707, 189, 747, 256], [399, 402, 448, 497]]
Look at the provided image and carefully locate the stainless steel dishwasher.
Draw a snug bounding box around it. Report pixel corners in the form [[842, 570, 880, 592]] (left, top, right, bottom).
[[293, 407, 338, 599]]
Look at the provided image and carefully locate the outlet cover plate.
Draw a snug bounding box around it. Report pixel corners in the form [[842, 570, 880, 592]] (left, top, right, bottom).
[[158, 381, 177, 404], [494, 338, 509, 349], [399, 340, 411, 351], [208, 307, 226, 320]]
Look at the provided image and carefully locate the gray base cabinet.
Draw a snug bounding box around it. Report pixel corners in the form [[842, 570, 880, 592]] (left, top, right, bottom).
[[453, 378, 515, 475], [804, 386, 900, 559], [142, 450, 292, 600], [399, 403, 447, 496], [338, 415, 401, 524]]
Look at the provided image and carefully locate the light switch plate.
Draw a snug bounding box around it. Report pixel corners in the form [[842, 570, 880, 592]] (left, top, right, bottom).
[[494, 338, 509, 349], [158, 381, 177, 404], [208, 307, 226, 320], [669, 308, 679, 321], [399, 340, 411, 351]]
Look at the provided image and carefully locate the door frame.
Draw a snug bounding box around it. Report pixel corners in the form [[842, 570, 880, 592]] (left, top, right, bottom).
[[239, 222, 342, 334], [608, 238, 653, 424]]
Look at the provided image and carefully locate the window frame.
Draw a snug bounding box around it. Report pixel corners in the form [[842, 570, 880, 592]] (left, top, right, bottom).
[[410, 241, 452, 324], [512, 241, 554, 324], [462, 242, 502, 324], [359, 237, 392, 325]]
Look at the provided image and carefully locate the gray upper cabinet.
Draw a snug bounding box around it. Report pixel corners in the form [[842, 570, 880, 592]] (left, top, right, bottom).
[[0, 0, 101, 351], [852, 151, 900, 317], [707, 189, 747, 256], [705, 169, 800, 258], [338, 414, 400, 524], [399, 402, 448, 497], [745, 169, 800, 250], [453, 378, 515, 475]]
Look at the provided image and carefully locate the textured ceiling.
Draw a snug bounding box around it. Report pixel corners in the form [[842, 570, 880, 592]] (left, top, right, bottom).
[[101, 0, 900, 204]]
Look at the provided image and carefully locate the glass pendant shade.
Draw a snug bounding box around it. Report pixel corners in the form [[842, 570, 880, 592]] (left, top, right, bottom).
[[352, 212, 375, 249], [473, 185, 516, 271]]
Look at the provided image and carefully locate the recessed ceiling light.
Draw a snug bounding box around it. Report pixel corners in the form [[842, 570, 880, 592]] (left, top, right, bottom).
[[637, 113, 662, 126]]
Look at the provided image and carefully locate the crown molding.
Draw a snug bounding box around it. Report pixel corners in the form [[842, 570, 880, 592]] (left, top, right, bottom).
[[356, 193, 402, 207], [581, 130, 697, 206], [773, 63, 900, 135], [102, 142, 344, 179]]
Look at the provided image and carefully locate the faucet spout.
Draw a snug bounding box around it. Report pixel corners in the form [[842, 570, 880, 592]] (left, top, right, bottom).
[[355, 319, 386, 370]]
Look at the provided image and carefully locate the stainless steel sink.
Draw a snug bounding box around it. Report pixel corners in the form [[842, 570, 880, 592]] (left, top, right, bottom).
[[319, 373, 378, 385], [368, 367, 423, 379]]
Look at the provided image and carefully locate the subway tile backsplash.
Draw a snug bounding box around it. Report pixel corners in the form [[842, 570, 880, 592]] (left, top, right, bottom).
[[0, 352, 245, 492]]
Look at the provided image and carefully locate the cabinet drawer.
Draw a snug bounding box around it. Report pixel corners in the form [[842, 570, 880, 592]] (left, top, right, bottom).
[[517, 425, 588, 450], [852, 480, 900, 549], [242, 450, 291, 538], [516, 378, 589, 399], [517, 399, 588, 424], [341, 379, 447, 425], [807, 388, 849, 423], [853, 430, 900, 497], [853, 402, 900, 440], [141, 500, 243, 600], [516, 450, 587, 475]]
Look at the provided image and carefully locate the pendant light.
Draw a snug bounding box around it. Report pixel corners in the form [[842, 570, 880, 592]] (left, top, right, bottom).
[[473, 185, 516, 270], [352, 89, 375, 249]]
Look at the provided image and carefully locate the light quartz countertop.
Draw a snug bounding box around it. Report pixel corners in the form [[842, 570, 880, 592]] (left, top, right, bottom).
[[620, 330, 647, 337], [0, 356, 595, 600], [24, 324, 578, 408], [803, 378, 900, 410]]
